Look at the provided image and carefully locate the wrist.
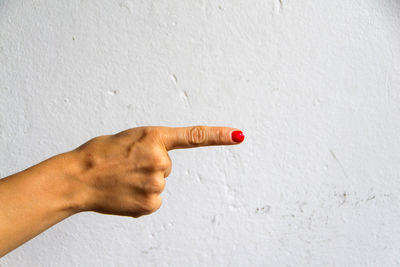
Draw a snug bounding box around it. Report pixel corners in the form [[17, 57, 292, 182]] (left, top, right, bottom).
[[40, 151, 88, 215]]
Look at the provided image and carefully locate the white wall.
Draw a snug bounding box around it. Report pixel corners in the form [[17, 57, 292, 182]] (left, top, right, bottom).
[[1, 0, 400, 266]]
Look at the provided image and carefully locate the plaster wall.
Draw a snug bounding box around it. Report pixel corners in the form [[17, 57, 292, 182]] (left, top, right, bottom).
[[1, 0, 400, 266]]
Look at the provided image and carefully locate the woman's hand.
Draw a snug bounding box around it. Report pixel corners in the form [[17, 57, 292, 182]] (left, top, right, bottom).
[[0, 126, 244, 257], [69, 126, 245, 218], [0, 125, 244, 256]]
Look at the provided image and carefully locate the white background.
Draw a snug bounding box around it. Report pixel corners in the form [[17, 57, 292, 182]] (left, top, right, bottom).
[[1, 0, 400, 266]]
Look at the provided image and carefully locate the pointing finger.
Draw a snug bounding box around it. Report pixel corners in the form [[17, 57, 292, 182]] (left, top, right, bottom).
[[160, 126, 245, 151]]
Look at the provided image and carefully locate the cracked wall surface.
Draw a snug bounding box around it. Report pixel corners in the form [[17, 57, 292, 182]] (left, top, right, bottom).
[[1, 0, 400, 266]]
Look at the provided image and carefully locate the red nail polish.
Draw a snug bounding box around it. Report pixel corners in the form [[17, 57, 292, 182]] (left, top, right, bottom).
[[231, 131, 245, 143]]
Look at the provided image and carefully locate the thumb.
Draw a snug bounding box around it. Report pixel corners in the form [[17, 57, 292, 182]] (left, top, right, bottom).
[[160, 126, 245, 151]]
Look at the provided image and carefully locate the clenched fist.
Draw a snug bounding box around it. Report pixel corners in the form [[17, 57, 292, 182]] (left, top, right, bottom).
[[68, 126, 245, 218]]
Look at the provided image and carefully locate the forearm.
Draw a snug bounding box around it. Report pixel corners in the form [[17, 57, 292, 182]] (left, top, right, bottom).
[[0, 152, 81, 257]]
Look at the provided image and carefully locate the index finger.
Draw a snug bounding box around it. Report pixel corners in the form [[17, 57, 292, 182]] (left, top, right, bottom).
[[160, 126, 245, 151]]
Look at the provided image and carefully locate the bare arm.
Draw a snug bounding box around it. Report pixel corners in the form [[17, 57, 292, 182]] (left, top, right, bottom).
[[0, 126, 244, 257], [0, 152, 81, 256]]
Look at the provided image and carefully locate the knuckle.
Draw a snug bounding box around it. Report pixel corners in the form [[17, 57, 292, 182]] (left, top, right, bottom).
[[143, 127, 160, 138], [144, 177, 165, 193], [157, 157, 172, 171], [142, 195, 162, 213], [217, 128, 225, 144], [148, 152, 163, 166], [164, 164, 172, 177], [187, 126, 207, 146], [147, 150, 171, 172]]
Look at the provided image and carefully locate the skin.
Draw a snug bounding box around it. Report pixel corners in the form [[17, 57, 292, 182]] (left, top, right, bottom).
[[0, 125, 244, 257]]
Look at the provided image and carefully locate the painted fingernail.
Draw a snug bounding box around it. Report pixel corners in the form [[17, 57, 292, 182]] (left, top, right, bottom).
[[231, 131, 245, 143]]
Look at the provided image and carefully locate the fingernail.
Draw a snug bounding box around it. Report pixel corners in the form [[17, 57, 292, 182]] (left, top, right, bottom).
[[231, 131, 245, 143]]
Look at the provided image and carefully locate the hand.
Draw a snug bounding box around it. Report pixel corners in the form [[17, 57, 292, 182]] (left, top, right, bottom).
[[69, 126, 245, 218], [0, 125, 244, 256]]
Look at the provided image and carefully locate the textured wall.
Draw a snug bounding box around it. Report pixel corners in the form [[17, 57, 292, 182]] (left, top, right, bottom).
[[1, 0, 400, 266]]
